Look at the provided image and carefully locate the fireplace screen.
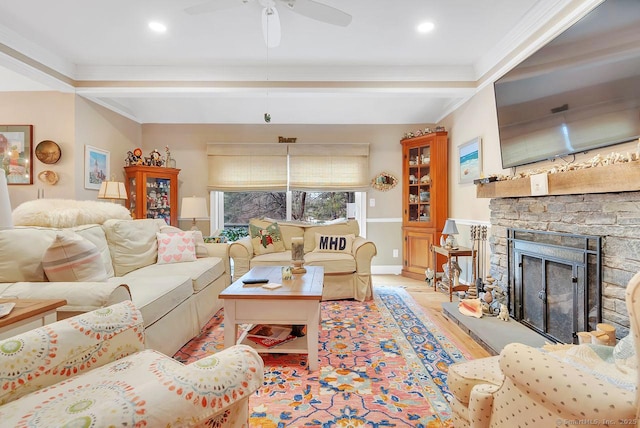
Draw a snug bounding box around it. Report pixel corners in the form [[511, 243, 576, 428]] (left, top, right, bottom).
[[508, 229, 601, 344]]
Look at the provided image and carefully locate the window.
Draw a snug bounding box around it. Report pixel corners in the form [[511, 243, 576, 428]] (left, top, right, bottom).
[[223, 191, 355, 227]]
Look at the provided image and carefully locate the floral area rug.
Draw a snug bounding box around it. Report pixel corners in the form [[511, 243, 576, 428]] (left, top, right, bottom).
[[174, 286, 472, 427]]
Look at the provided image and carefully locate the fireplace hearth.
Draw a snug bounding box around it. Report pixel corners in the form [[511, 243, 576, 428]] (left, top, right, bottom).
[[507, 229, 602, 344]]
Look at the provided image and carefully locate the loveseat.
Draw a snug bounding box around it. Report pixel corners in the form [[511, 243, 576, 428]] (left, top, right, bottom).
[[229, 218, 377, 301], [0, 300, 264, 427], [447, 271, 640, 427], [0, 215, 231, 356]]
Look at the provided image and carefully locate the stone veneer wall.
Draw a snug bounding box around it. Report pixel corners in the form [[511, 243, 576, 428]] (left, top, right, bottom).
[[488, 191, 640, 338]]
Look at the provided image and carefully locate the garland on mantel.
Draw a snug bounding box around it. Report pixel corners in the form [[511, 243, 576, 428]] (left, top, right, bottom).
[[487, 139, 640, 182]]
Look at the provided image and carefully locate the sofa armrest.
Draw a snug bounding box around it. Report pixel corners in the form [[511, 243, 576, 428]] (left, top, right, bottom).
[[0, 301, 144, 405], [499, 343, 637, 420], [229, 236, 253, 280], [352, 237, 377, 274], [203, 242, 231, 278]]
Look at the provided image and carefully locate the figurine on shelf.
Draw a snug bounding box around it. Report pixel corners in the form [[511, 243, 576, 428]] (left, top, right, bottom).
[[165, 146, 173, 168], [150, 149, 163, 166]]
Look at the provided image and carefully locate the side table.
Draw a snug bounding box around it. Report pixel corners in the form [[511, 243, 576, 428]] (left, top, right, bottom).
[[431, 245, 474, 302], [0, 298, 67, 340]]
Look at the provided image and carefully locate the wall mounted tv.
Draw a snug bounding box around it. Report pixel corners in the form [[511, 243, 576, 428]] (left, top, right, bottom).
[[494, 0, 640, 169]]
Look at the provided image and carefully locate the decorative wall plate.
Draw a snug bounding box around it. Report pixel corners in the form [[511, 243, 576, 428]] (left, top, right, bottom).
[[371, 171, 398, 191], [35, 140, 61, 164], [37, 170, 59, 185]]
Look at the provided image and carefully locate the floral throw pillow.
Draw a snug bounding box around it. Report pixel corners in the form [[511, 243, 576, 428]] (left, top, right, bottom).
[[156, 231, 197, 264], [249, 222, 285, 255]]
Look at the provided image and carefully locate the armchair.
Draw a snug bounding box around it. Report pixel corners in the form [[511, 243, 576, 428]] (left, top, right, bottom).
[[0, 300, 264, 427], [448, 271, 640, 427]]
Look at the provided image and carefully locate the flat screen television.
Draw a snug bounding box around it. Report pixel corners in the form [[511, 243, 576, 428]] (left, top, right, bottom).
[[494, 0, 640, 169]]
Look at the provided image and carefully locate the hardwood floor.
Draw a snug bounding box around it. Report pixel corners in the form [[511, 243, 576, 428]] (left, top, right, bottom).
[[372, 274, 491, 359]]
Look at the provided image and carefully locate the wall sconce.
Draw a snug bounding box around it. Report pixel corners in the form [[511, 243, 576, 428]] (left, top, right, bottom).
[[180, 196, 208, 231]]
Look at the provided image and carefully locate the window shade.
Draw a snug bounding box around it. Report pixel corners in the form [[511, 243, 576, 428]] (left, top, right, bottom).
[[289, 144, 370, 191], [207, 144, 288, 191]]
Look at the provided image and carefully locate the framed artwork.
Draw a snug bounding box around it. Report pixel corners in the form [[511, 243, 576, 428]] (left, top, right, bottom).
[[0, 125, 33, 184], [458, 137, 482, 184], [84, 145, 110, 190]]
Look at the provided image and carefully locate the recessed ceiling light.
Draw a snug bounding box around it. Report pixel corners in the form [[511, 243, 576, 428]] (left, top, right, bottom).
[[417, 21, 435, 33], [148, 21, 167, 33]]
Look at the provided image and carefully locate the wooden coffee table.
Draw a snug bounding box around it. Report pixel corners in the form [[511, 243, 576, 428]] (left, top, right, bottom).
[[0, 298, 67, 340], [220, 266, 324, 371]]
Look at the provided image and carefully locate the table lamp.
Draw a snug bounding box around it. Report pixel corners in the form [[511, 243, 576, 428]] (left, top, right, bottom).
[[97, 180, 128, 204], [0, 169, 13, 230], [442, 218, 459, 249], [180, 196, 208, 231]]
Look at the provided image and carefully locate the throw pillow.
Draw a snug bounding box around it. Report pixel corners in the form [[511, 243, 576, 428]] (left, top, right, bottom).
[[156, 231, 197, 264], [249, 222, 285, 255], [313, 233, 355, 253], [42, 231, 108, 282]]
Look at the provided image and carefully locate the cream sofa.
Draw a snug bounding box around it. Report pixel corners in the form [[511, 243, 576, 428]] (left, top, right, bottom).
[[0, 218, 231, 356], [0, 300, 264, 427], [447, 271, 640, 427], [229, 218, 377, 301]]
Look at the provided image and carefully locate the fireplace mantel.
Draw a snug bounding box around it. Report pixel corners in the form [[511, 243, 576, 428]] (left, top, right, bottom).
[[476, 161, 640, 199]]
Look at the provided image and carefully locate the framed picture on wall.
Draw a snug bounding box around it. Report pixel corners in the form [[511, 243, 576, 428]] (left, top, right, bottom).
[[458, 137, 482, 184], [0, 125, 33, 184], [84, 145, 110, 190]]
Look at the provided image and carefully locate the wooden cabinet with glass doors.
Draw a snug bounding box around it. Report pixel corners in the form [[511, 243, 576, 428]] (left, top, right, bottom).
[[124, 166, 180, 226], [400, 131, 448, 280]]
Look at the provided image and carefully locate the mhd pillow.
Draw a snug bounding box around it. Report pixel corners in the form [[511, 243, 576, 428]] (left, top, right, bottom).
[[249, 221, 285, 255], [156, 231, 197, 264], [42, 231, 108, 282], [313, 233, 355, 253]]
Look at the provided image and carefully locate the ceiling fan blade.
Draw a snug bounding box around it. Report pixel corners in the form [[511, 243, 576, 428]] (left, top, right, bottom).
[[184, 0, 245, 15], [281, 0, 352, 26], [262, 7, 281, 48]]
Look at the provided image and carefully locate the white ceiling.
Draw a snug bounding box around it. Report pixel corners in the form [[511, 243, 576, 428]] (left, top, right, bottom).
[[0, 0, 599, 124]]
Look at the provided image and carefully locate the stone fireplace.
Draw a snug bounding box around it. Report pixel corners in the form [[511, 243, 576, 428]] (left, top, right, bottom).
[[507, 228, 601, 343], [489, 190, 640, 339]]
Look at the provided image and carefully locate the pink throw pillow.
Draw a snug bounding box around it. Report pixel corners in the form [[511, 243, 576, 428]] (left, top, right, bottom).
[[156, 231, 197, 264]]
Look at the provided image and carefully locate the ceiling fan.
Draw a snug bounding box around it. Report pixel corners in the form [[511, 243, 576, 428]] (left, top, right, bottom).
[[184, 0, 352, 48]]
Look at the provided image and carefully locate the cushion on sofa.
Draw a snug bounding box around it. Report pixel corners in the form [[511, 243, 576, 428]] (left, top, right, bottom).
[[42, 231, 108, 282], [0, 227, 57, 282], [303, 220, 360, 253], [122, 275, 193, 327], [72, 224, 115, 278], [126, 257, 226, 293], [249, 221, 285, 255], [103, 219, 161, 276], [304, 251, 356, 273], [259, 217, 306, 249], [156, 231, 197, 264], [313, 233, 355, 253], [159, 224, 209, 258]]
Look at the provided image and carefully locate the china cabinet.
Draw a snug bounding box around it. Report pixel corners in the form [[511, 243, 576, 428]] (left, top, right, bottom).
[[400, 131, 448, 280], [124, 166, 180, 226]]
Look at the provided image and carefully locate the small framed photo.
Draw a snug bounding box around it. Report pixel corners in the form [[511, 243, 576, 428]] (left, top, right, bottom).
[[458, 137, 482, 184], [0, 125, 33, 184], [84, 145, 110, 190]]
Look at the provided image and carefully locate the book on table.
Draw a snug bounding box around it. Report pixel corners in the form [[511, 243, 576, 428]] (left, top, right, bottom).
[[246, 324, 297, 348]]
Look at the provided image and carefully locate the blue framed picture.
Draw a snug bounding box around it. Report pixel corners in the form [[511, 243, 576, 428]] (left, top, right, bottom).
[[84, 145, 110, 190], [458, 137, 482, 184]]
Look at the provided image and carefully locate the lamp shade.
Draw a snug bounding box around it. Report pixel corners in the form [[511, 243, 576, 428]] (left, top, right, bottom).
[[0, 169, 13, 230], [442, 219, 459, 235], [98, 181, 128, 200], [180, 196, 208, 220]]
